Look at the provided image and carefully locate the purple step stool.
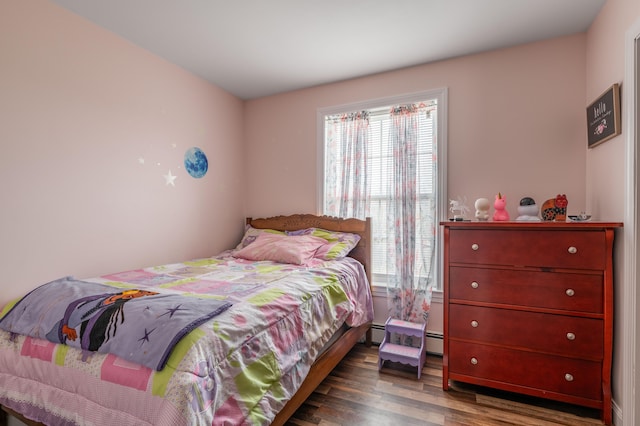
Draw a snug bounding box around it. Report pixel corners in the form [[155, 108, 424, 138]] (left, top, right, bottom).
[[378, 317, 427, 379]]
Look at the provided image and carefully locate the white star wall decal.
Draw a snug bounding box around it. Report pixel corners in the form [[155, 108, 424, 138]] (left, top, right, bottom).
[[164, 170, 177, 187]]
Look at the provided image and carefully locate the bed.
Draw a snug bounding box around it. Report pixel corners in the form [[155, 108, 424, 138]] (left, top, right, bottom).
[[0, 214, 373, 426]]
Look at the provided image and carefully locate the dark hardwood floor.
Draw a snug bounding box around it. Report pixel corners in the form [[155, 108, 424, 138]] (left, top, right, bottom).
[[287, 343, 603, 426]]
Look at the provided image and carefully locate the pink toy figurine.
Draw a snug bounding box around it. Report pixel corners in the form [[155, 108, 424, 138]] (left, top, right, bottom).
[[493, 193, 510, 221]]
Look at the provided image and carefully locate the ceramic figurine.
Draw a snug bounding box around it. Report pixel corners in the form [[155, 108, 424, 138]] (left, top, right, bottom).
[[541, 194, 569, 221], [516, 197, 541, 221], [474, 198, 490, 221], [493, 193, 510, 221]]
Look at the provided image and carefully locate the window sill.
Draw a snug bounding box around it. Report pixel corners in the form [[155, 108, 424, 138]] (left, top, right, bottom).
[[371, 284, 443, 303]]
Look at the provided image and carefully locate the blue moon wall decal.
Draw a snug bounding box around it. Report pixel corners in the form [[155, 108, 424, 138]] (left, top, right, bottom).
[[184, 147, 208, 178]]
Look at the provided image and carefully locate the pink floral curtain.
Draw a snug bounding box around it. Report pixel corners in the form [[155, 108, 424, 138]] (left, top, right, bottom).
[[324, 111, 370, 219], [386, 104, 434, 324], [324, 104, 435, 327]]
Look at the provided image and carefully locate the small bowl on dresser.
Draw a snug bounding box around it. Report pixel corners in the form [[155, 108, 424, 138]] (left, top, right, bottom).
[[568, 215, 592, 222]]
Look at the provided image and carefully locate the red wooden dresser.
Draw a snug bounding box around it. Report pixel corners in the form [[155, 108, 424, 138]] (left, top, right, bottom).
[[441, 221, 622, 425]]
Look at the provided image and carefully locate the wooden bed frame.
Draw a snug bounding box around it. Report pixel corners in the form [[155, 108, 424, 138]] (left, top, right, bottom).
[[1, 214, 373, 426]]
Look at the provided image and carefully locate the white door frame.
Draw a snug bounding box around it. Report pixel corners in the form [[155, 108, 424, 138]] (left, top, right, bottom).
[[622, 17, 640, 426]]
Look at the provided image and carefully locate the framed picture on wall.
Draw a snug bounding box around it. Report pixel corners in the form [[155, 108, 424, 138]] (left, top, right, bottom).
[[586, 83, 621, 148]]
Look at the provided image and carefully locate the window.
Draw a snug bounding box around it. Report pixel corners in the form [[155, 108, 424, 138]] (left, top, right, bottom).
[[318, 89, 448, 290]]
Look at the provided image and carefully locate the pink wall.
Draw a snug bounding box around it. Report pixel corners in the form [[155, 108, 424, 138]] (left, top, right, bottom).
[[3, 0, 635, 420], [585, 0, 640, 420], [244, 34, 588, 221], [243, 33, 589, 360], [586, 0, 639, 221], [0, 0, 245, 306]]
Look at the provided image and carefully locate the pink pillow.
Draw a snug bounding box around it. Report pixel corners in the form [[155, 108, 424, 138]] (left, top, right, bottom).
[[235, 225, 285, 250], [286, 228, 361, 260], [233, 233, 327, 265]]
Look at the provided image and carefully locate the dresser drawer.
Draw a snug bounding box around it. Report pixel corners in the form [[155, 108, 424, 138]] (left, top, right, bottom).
[[448, 229, 606, 269], [449, 304, 604, 358], [449, 340, 602, 401], [449, 266, 603, 313]]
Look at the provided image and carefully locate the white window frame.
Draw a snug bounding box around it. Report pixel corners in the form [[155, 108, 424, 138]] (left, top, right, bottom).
[[316, 88, 448, 291]]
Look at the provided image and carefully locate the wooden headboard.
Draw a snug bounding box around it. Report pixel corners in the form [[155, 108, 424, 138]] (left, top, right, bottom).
[[246, 214, 372, 285]]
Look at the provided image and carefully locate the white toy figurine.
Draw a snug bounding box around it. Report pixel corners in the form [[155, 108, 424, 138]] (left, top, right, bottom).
[[516, 197, 541, 221], [474, 198, 490, 221]]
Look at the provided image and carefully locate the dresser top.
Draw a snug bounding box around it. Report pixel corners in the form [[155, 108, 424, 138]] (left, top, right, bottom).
[[440, 221, 623, 230]]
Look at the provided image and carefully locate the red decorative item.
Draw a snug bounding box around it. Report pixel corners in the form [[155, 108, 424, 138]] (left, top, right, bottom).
[[541, 194, 568, 221]]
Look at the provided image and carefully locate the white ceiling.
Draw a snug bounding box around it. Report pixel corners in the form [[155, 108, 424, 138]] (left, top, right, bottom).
[[51, 0, 606, 100]]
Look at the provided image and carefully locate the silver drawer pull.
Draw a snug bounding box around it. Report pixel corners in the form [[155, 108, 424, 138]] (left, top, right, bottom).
[[471, 320, 479, 328], [565, 288, 575, 297], [471, 281, 479, 289], [568, 246, 578, 254], [564, 373, 574, 382], [471, 243, 479, 251], [470, 357, 478, 365], [566, 332, 576, 341]]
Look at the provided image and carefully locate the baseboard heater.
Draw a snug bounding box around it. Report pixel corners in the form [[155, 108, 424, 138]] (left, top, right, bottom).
[[368, 322, 443, 355]]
